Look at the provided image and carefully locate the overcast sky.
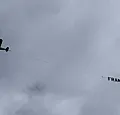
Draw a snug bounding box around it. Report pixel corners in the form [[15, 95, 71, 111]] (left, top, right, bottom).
[[0, 0, 120, 115]]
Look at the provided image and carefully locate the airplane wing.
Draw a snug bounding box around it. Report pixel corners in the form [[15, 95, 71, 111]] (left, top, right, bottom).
[[0, 39, 3, 47]]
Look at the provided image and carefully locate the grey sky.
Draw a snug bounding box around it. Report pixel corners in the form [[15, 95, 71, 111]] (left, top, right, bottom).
[[0, 0, 120, 115]]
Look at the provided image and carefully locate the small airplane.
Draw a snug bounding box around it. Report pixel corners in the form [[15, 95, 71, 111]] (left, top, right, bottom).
[[0, 38, 10, 52]]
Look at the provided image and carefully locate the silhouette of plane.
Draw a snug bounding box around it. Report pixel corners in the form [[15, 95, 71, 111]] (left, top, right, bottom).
[[0, 39, 10, 52]]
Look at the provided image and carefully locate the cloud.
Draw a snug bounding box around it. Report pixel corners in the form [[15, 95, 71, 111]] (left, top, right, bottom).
[[1, 0, 120, 115]]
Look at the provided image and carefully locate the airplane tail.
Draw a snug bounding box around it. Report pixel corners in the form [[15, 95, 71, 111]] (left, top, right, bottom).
[[5, 47, 9, 52]]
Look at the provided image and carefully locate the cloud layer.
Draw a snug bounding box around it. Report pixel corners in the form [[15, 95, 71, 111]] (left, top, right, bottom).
[[0, 0, 120, 115]]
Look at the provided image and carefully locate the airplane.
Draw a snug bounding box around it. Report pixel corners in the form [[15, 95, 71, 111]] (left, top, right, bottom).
[[0, 38, 10, 52]]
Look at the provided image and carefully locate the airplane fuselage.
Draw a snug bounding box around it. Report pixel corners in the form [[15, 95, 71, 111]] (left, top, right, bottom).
[[0, 47, 6, 50]]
